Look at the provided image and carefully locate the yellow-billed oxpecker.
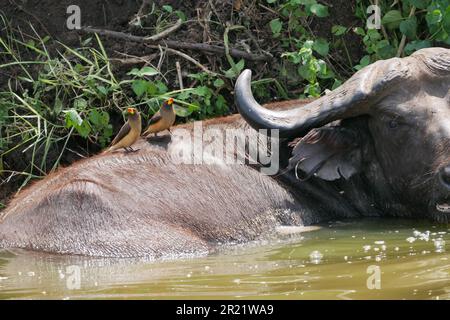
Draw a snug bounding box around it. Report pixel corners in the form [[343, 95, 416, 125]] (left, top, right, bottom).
[[105, 107, 142, 153], [143, 98, 176, 137]]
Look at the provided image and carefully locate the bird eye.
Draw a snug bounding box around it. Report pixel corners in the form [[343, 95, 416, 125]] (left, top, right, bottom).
[[389, 120, 398, 129]]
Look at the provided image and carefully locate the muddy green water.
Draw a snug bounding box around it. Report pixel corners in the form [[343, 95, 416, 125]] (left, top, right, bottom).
[[0, 219, 449, 300]]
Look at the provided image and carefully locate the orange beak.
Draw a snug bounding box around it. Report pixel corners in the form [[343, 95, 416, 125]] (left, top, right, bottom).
[[127, 107, 135, 115], [167, 98, 174, 105]]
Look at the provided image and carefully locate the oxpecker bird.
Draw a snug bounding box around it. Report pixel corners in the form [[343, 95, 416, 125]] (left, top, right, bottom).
[[104, 107, 142, 153], [143, 98, 176, 137]]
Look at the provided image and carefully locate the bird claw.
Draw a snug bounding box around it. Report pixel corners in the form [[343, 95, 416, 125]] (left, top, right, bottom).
[[124, 147, 140, 153]]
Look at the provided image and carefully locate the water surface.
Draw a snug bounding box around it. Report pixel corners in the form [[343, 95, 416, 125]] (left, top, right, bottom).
[[0, 219, 448, 299]]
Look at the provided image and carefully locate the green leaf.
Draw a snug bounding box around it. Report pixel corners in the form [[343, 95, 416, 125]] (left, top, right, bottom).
[[426, 9, 442, 27], [269, 18, 282, 35], [177, 90, 191, 100], [90, 111, 109, 130], [155, 81, 168, 93], [310, 4, 329, 17], [215, 95, 228, 113], [88, 109, 102, 126], [162, 5, 173, 13], [139, 66, 159, 77], [131, 80, 150, 97], [444, 7, 450, 33], [266, 0, 277, 3], [54, 97, 63, 115], [97, 85, 108, 96], [355, 55, 371, 71], [297, 0, 317, 4], [127, 68, 140, 77], [366, 29, 381, 40], [313, 38, 329, 56], [304, 83, 321, 97], [376, 41, 396, 59], [73, 98, 87, 110], [382, 10, 403, 29], [224, 59, 245, 79], [297, 64, 315, 82], [399, 16, 418, 39], [213, 78, 225, 88], [332, 25, 347, 36], [404, 40, 432, 55], [175, 10, 187, 21], [409, 0, 430, 9], [77, 121, 91, 138], [127, 66, 159, 77], [353, 27, 366, 36], [64, 109, 83, 127], [146, 82, 158, 95], [360, 55, 371, 66], [332, 79, 342, 90], [192, 86, 212, 97], [173, 104, 194, 117], [235, 59, 245, 73]]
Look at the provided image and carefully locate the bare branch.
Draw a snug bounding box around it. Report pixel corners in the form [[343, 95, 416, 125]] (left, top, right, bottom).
[[145, 18, 183, 41], [146, 44, 218, 76], [80, 26, 272, 62]]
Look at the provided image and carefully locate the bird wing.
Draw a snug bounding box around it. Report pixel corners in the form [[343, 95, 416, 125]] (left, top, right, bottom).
[[148, 111, 162, 125], [110, 121, 131, 146]]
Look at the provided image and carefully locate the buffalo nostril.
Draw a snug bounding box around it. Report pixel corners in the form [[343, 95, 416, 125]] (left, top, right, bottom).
[[440, 167, 450, 187]]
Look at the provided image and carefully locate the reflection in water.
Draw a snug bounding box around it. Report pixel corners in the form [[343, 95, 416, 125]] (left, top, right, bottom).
[[0, 219, 449, 299]]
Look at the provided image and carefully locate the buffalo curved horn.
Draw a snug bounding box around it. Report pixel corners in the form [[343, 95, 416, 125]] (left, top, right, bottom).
[[234, 52, 431, 139]]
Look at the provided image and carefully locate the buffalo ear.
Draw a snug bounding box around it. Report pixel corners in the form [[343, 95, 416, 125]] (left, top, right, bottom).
[[288, 126, 361, 181]]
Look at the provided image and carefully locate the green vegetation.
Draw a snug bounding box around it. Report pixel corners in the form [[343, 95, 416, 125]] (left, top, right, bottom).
[[352, 0, 450, 68], [0, 0, 448, 195], [265, 0, 449, 95]]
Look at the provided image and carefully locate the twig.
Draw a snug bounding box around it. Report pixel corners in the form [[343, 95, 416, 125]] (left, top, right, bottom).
[[157, 45, 165, 72], [397, 6, 416, 57], [373, 0, 389, 41], [208, 0, 224, 25], [146, 44, 218, 75], [258, 3, 279, 16], [175, 61, 184, 90], [137, 0, 151, 16], [144, 18, 183, 41], [129, 0, 152, 26], [224, 24, 246, 73], [111, 52, 158, 65], [80, 26, 272, 62], [199, 7, 213, 43]]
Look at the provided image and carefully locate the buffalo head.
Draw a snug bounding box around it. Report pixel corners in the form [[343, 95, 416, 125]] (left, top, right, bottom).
[[235, 48, 450, 222]]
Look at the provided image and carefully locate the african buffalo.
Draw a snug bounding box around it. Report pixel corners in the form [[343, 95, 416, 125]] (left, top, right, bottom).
[[0, 47, 449, 258], [236, 47, 450, 223]]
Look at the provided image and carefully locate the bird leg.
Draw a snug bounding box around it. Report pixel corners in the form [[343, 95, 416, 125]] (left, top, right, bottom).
[[128, 147, 140, 153]]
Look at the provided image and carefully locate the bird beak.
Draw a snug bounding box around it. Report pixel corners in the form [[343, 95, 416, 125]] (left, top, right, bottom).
[[167, 98, 174, 105], [127, 108, 135, 115]]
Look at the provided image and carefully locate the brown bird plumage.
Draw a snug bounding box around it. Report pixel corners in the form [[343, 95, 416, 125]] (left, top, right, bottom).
[[143, 98, 176, 137], [104, 107, 142, 153]]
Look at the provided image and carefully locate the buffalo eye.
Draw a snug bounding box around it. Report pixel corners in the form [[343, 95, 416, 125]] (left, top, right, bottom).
[[389, 119, 399, 129]]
